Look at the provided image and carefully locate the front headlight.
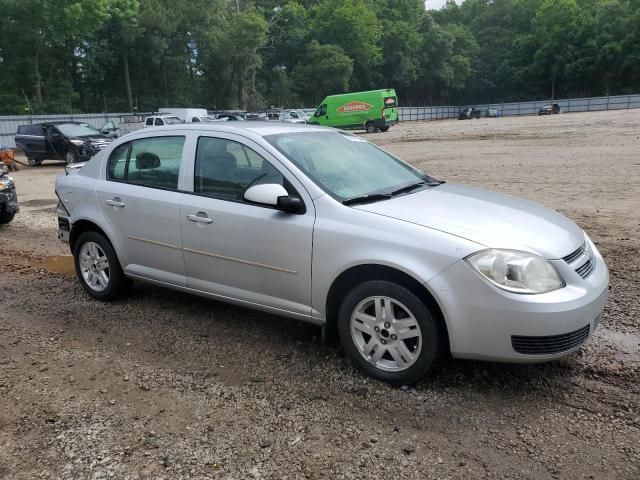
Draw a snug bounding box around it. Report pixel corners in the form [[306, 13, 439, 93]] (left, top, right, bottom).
[[0, 176, 14, 190], [465, 249, 565, 294], [70, 139, 84, 146]]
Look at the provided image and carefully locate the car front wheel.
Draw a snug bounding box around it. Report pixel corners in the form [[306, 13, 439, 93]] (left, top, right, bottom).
[[338, 280, 442, 385], [73, 231, 128, 300]]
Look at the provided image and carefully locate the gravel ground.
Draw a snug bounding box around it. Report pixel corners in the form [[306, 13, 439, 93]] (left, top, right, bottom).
[[0, 109, 639, 479]]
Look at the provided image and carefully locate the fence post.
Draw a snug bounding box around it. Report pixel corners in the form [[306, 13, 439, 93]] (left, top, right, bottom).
[[606, 95, 610, 111], [627, 95, 631, 109], [568, 98, 571, 113], [587, 97, 591, 111]]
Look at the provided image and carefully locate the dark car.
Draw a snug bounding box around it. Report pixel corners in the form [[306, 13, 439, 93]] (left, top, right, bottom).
[[0, 167, 19, 224], [458, 108, 482, 120], [538, 103, 560, 115], [15, 122, 113, 166], [215, 113, 245, 121]]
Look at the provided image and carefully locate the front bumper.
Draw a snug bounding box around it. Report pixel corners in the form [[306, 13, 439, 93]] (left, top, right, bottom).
[[427, 239, 609, 362], [0, 187, 20, 215]]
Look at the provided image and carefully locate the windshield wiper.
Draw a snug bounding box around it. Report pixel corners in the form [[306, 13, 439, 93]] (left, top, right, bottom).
[[343, 193, 392, 206]]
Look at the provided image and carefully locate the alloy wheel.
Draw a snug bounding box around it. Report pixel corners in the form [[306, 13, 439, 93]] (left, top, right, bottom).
[[79, 241, 110, 292], [350, 296, 422, 372]]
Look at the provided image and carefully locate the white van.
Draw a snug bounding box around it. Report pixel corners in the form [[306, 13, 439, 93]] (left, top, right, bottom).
[[143, 115, 184, 128], [159, 108, 216, 123]]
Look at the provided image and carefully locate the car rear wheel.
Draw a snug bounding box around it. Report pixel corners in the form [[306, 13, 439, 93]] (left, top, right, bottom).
[[380, 126, 390, 132], [65, 150, 77, 165], [27, 157, 41, 166], [338, 280, 442, 385], [365, 122, 376, 134], [73, 231, 128, 300], [0, 213, 15, 224]]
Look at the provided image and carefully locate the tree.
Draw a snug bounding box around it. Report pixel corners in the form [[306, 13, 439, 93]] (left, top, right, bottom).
[[292, 41, 353, 105], [309, 0, 382, 89]]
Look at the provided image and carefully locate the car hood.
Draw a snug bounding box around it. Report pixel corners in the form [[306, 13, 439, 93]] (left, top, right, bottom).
[[354, 183, 583, 259], [73, 134, 112, 142]]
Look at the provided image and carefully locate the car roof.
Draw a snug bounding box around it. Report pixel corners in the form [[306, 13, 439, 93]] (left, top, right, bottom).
[[137, 121, 333, 137]]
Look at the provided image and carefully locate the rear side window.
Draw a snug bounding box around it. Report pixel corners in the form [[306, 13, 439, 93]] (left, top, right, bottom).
[[18, 125, 43, 135], [107, 136, 185, 190], [145, 118, 154, 126]]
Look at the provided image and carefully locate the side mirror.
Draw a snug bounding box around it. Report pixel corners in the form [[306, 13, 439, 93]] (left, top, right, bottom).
[[243, 183, 305, 214]]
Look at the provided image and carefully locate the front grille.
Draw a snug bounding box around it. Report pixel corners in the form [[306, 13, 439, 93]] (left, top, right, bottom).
[[575, 259, 595, 278], [562, 244, 585, 264], [562, 242, 595, 279], [511, 324, 590, 355]]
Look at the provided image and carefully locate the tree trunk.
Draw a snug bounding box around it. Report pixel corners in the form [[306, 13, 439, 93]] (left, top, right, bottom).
[[34, 51, 43, 104], [162, 69, 168, 107], [123, 52, 134, 112]]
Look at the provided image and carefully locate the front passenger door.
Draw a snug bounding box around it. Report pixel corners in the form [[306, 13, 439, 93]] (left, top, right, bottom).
[[180, 134, 315, 317]]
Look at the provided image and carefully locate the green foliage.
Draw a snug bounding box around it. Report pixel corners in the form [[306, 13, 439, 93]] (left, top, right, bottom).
[[291, 41, 354, 104], [1, 0, 640, 113]]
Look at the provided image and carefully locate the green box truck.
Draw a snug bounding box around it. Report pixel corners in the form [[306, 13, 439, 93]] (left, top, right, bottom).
[[308, 89, 399, 133]]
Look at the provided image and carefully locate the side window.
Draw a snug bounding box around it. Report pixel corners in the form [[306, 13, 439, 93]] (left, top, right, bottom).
[[29, 125, 44, 136], [107, 143, 130, 180], [315, 104, 327, 117], [154, 118, 164, 126], [192, 117, 201, 122], [290, 111, 299, 118], [145, 118, 154, 126], [107, 136, 185, 190], [194, 137, 284, 201]]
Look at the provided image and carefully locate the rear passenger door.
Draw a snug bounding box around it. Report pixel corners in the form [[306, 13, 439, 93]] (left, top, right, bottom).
[[16, 125, 46, 160], [96, 134, 188, 286]]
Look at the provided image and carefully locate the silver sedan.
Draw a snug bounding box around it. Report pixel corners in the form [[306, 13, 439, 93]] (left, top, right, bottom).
[[55, 123, 608, 384]]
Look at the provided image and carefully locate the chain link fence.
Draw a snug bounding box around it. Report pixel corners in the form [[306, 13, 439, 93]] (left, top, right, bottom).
[[398, 93, 640, 121]]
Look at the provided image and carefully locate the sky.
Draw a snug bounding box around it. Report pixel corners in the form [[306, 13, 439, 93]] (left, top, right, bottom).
[[426, 0, 462, 10]]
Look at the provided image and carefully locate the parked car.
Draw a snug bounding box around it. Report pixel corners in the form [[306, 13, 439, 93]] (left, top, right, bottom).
[[16, 122, 113, 165], [458, 108, 482, 120], [143, 115, 184, 127], [485, 108, 499, 118], [539, 103, 561, 115], [214, 113, 246, 121], [101, 114, 146, 138], [280, 110, 310, 124], [56, 123, 608, 385], [309, 89, 398, 133], [0, 165, 19, 224]]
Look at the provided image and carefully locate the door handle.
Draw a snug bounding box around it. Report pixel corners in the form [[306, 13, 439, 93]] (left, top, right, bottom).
[[187, 212, 213, 224], [105, 197, 125, 208]]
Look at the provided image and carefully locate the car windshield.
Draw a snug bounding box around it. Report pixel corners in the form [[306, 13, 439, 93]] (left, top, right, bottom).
[[265, 131, 430, 201], [55, 123, 100, 137], [163, 116, 183, 125]]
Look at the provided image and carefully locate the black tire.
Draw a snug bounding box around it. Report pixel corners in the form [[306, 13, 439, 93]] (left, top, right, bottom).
[[365, 122, 376, 134], [0, 213, 15, 224], [65, 150, 77, 165], [73, 231, 129, 300], [27, 157, 42, 166], [338, 280, 442, 385], [380, 126, 390, 132]]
